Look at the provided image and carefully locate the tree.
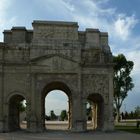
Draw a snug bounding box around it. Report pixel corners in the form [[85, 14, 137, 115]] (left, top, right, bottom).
[[113, 54, 134, 122], [60, 110, 68, 121], [124, 111, 129, 119], [86, 102, 92, 120], [130, 111, 134, 119], [134, 106, 140, 119], [17, 100, 26, 112], [50, 110, 57, 120], [121, 112, 124, 119], [45, 115, 50, 120]]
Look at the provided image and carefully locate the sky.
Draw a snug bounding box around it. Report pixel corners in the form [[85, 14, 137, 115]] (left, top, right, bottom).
[[45, 90, 68, 115], [0, 0, 140, 113]]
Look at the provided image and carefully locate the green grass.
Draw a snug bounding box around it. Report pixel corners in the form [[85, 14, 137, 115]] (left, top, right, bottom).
[[115, 125, 140, 134], [119, 120, 137, 123]]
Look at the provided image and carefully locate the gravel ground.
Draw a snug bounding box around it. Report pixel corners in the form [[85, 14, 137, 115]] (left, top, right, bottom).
[[0, 122, 140, 140], [0, 130, 140, 140]]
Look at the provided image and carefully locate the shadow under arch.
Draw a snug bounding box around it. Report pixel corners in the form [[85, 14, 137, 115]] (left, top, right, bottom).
[[7, 93, 27, 131], [87, 93, 104, 130], [41, 81, 73, 130], [7, 91, 26, 103]]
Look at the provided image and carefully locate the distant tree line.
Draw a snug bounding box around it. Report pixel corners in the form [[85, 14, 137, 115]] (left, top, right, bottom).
[[87, 105, 92, 120], [45, 110, 68, 121], [114, 106, 140, 120]]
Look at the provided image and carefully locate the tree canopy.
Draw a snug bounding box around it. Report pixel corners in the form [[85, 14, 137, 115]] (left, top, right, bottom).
[[113, 54, 134, 121], [60, 110, 68, 121], [17, 100, 26, 112], [50, 110, 57, 120]]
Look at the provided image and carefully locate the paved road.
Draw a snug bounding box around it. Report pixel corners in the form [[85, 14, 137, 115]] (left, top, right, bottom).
[[0, 130, 140, 140]]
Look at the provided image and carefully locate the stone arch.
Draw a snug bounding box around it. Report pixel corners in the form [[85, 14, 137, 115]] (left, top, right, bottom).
[[0, 20, 114, 133], [87, 93, 104, 130], [41, 81, 72, 97], [7, 92, 27, 131], [41, 81, 73, 130], [6, 91, 27, 103]]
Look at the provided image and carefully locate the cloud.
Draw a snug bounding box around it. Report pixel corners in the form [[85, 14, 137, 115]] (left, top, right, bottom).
[[58, 0, 140, 111], [60, 0, 138, 43], [84, 0, 115, 16], [62, 0, 75, 12], [0, 0, 139, 111], [45, 98, 68, 115], [0, 0, 17, 41], [63, 0, 115, 26], [114, 14, 138, 40], [45, 90, 68, 115], [125, 50, 140, 75], [0, 0, 10, 17]]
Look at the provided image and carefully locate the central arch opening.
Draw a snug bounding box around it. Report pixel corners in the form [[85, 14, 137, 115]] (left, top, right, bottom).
[[42, 82, 72, 131], [45, 90, 69, 130]]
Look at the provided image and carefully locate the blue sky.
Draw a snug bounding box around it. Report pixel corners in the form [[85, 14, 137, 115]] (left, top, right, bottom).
[[0, 0, 140, 113]]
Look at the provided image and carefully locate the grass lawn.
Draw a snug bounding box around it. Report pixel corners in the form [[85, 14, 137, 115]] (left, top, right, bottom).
[[115, 125, 140, 134]]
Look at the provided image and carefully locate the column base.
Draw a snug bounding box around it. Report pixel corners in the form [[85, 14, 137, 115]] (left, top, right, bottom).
[[71, 120, 86, 132], [27, 121, 45, 132], [102, 121, 114, 132], [0, 120, 4, 132], [0, 120, 8, 133]]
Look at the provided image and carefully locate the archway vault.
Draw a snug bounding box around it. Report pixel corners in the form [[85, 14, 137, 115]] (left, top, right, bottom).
[[87, 93, 104, 130], [6, 91, 27, 103], [8, 94, 27, 131], [42, 81, 72, 98]]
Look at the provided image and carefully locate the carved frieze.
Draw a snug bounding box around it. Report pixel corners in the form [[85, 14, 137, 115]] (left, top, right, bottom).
[[32, 54, 79, 73]]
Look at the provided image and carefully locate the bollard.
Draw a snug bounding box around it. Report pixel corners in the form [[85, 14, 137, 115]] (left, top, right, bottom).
[[136, 121, 140, 129]]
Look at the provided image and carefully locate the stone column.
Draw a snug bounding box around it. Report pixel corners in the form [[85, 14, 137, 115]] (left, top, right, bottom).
[[71, 94, 86, 132], [81, 97, 87, 131], [108, 72, 114, 130], [91, 103, 97, 129], [2, 102, 9, 132], [0, 55, 4, 132], [68, 99, 72, 129], [27, 74, 42, 132], [26, 99, 33, 131], [35, 80, 45, 132], [0, 74, 3, 132], [102, 73, 114, 131], [71, 67, 86, 132], [35, 93, 45, 132], [96, 102, 104, 130], [102, 104, 109, 131]]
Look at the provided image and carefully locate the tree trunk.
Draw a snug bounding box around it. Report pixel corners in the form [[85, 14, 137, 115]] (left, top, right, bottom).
[[116, 107, 121, 122]]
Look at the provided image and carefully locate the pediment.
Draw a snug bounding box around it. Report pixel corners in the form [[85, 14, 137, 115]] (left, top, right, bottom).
[[31, 54, 79, 71]]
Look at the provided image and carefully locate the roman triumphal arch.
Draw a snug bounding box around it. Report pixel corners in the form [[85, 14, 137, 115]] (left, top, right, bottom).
[[0, 20, 114, 132]]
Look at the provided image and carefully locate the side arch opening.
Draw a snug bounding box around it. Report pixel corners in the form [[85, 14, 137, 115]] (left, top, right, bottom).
[[8, 94, 27, 131], [86, 93, 104, 130]]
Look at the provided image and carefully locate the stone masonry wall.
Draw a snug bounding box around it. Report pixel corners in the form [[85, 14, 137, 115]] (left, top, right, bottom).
[[0, 20, 114, 132]]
